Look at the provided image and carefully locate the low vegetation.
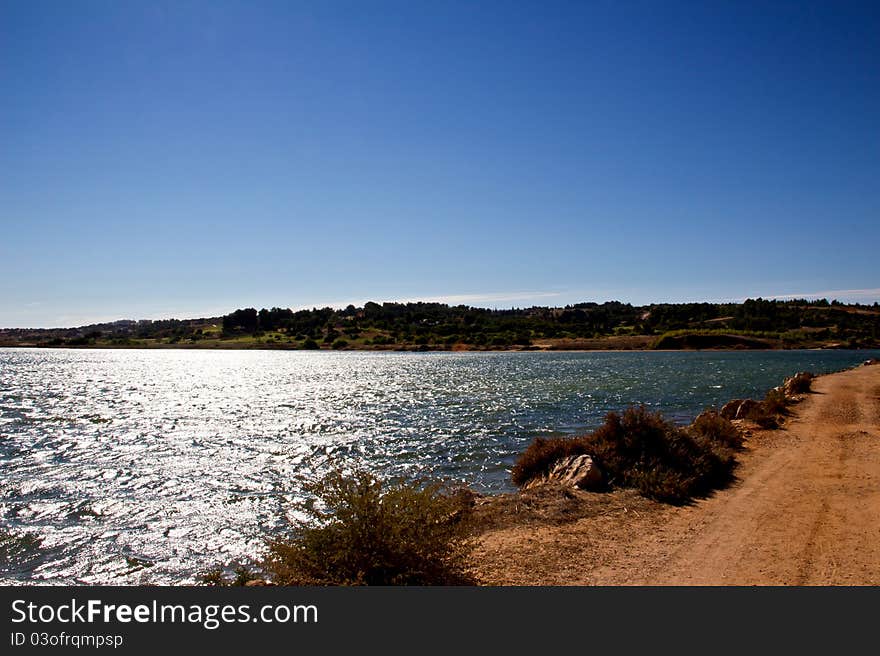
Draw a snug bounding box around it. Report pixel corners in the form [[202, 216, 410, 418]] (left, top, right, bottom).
[[762, 388, 789, 415], [651, 330, 777, 350], [786, 371, 814, 394], [743, 403, 779, 429], [200, 563, 260, 587], [741, 372, 814, 429], [690, 409, 744, 448], [513, 405, 737, 504], [261, 469, 474, 585]]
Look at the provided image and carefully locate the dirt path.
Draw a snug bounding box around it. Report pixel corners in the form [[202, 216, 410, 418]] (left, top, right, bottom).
[[473, 363, 880, 585]]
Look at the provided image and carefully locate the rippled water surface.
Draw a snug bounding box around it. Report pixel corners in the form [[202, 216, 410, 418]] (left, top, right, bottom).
[[1, 347, 877, 584]]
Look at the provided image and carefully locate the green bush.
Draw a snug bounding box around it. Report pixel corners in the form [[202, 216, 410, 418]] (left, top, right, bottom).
[[301, 338, 319, 350], [331, 338, 348, 350], [512, 405, 736, 504], [514, 331, 532, 346], [263, 470, 474, 585]]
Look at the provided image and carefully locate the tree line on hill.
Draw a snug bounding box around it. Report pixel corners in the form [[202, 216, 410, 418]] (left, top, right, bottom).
[[217, 298, 879, 348], [1, 298, 877, 349]]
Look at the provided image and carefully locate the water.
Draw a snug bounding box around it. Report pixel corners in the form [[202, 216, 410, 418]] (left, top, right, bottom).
[[1, 347, 877, 584]]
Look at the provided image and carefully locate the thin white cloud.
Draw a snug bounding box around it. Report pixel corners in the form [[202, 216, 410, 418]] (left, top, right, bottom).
[[404, 291, 564, 305]]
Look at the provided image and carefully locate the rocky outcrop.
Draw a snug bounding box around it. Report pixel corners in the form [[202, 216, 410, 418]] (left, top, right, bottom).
[[523, 454, 603, 491]]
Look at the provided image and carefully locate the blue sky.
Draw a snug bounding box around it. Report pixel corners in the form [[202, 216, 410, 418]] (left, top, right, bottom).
[[2, 1, 878, 327]]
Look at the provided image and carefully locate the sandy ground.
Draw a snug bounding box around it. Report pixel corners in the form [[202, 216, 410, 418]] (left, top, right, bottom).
[[472, 363, 880, 585]]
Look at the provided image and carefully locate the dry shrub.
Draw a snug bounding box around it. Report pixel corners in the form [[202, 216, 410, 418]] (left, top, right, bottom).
[[690, 409, 744, 449], [200, 564, 259, 586], [744, 403, 779, 429], [583, 406, 735, 503], [512, 406, 736, 504], [762, 388, 788, 415], [510, 437, 593, 487], [786, 372, 814, 394], [263, 469, 474, 586]]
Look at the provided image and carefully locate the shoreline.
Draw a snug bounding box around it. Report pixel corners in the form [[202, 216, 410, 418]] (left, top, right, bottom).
[[2, 342, 879, 354], [469, 360, 880, 585], [4, 299, 878, 354]]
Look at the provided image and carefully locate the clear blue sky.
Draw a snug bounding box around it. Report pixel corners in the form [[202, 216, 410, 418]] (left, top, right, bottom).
[[2, 1, 878, 327]]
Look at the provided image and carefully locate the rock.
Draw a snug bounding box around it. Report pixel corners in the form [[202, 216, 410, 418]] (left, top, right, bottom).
[[550, 455, 603, 489], [734, 399, 761, 420], [245, 579, 270, 587], [864, 358, 879, 366], [720, 400, 744, 420], [523, 454, 603, 491]]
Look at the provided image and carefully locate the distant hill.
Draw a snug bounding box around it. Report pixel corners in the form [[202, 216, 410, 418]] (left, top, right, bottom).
[[1, 298, 878, 351]]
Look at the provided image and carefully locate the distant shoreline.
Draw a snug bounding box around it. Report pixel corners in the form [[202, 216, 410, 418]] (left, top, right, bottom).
[[1, 344, 877, 353], [0, 339, 877, 353], [3, 298, 878, 351]]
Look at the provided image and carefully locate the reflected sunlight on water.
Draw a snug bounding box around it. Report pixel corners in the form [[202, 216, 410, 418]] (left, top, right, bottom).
[[1, 347, 876, 584]]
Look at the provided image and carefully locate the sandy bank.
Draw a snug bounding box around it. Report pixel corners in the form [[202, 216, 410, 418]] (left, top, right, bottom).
[[471, 362, 880, 585]]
